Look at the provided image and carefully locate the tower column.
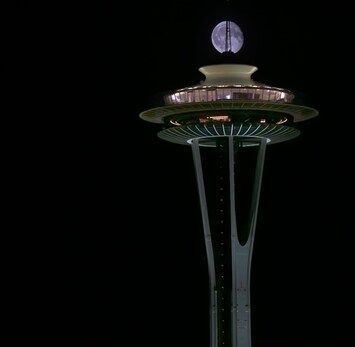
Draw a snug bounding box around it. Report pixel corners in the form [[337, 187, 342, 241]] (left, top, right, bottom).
[[191, 136, 267, 347]]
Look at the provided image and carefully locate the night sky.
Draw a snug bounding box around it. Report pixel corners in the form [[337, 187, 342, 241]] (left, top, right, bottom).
[[11, 1, 354, 346]]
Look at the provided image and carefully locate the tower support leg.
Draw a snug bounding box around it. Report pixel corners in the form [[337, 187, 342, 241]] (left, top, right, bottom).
[[191, 136, 267, 347]]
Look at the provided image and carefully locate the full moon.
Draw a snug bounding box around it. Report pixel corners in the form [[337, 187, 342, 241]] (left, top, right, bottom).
[[211, 20, 244, 54]]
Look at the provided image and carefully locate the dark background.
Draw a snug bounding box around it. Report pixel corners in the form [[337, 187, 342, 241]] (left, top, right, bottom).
[[9, 0, 354, 346]]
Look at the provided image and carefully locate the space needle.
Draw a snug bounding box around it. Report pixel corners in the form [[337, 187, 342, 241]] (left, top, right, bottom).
[[140, 18, 318, 347]]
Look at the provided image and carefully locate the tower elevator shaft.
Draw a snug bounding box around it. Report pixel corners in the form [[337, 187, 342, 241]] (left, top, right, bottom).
[[191, 136, 267, 347]]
